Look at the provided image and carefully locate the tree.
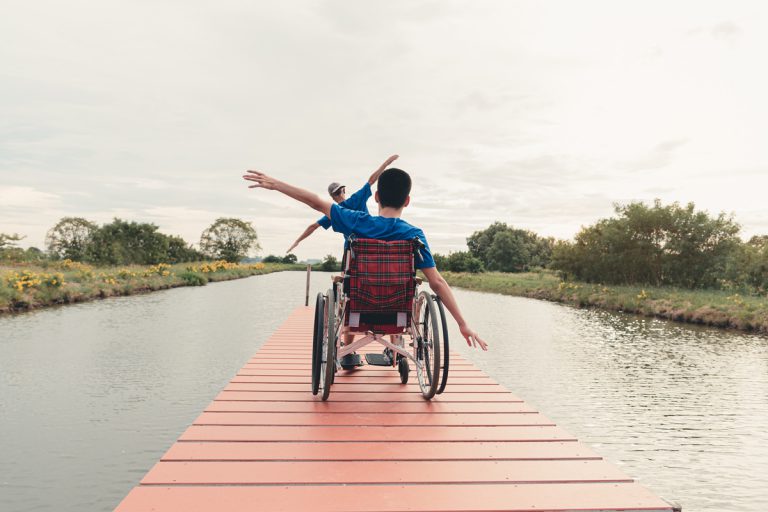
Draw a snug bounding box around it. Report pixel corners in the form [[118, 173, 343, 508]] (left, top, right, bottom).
[[725, 235, 768, 293], [485, 231, 528, 272], [551, 200, 741, 288], [200, 218, 260, 263], [433, 251, 484, 272], [320, 254, 339, 271], [86, 219, 170, 265], [166, 235, 204, 263], [466, 222, 510, 264], [0, 232, 24, 250], [467, 222, 551, 272], [282, 253, 298, 264], [45, 217, 97, 260]]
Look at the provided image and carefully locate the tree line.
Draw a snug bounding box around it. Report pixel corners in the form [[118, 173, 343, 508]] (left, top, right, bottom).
[[434, 200, 768, 294], [1, 217, 261, 265]]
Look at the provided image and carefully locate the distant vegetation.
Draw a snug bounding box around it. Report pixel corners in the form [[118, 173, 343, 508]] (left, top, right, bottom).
[[2, 216, 261, 266], [1, 216, 279, 313], [435, 200, 768, 298], [0, 259, 300, 314], [3, 199, 767, 323]]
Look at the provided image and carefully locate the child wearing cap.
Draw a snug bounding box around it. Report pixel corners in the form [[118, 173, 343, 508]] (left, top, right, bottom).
[[243, 165, 488, 351], [286, 155, 399, 254]]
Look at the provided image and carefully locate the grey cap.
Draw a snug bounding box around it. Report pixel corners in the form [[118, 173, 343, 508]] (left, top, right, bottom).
[[327, 182, 345, 196]]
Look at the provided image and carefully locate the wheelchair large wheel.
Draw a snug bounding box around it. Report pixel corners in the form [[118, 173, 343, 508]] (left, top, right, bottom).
[[311, 292, 325, 395], [320, 288, 337, 401], [434, 295, 450, 395], [413, 290, 440, 399]]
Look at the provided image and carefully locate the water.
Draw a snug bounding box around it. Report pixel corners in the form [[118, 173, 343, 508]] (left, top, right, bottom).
[[446, 288, 768, 512], [1, 272, 767, 511]]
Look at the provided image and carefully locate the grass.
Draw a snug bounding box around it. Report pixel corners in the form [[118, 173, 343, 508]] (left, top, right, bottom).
[[440, 270, 768, 334], [0, 259, 305, 315]]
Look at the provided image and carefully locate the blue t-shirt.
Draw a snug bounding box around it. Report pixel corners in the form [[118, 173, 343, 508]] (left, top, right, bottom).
[[329, 203, 436, 269], [317, 182, 371, 229]]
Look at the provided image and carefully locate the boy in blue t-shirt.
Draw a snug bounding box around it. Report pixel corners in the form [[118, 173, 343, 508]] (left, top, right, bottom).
[[286, 154, 398, 253], [243, 166, 488, 351]]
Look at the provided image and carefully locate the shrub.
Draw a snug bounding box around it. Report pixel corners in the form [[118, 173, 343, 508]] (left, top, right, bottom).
[[179, 271, 208, 286]]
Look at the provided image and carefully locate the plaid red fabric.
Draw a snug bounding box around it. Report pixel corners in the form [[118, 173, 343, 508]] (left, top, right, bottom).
[[346, 238, 416, 316]]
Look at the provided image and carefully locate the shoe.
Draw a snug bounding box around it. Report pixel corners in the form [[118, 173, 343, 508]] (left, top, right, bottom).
[[340, 353, 363, 370]]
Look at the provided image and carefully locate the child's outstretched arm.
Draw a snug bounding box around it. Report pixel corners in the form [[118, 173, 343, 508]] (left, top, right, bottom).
[[368, 154, 399, 185], [243, 171, 332, 218], [421, 267, 488, 351], [287, 222, 320, 253]]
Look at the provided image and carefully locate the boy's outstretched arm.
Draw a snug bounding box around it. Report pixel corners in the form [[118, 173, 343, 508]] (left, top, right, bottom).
[[368, 154, 399, 185], [244, 171, 332, 218], [421, 267, 488, 351], [287, 222, 320, 253]]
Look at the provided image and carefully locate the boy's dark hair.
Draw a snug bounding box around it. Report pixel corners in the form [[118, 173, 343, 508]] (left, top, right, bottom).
[[378, 168, 411, 208]]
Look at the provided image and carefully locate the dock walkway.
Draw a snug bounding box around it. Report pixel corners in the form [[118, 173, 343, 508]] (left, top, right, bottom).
[[116, 306, 674, 511]]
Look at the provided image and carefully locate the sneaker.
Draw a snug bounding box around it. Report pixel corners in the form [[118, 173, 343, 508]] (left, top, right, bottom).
[[339, 353, 363, 369]]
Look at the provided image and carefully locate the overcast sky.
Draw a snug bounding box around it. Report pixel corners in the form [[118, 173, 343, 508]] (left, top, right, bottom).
[[2, 1, 767, 259]]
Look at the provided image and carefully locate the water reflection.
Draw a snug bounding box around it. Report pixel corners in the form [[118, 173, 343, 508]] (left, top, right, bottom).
[[444, 288, 768, 512], [0, 271, 332, 512], [1, 274, 767, 511]]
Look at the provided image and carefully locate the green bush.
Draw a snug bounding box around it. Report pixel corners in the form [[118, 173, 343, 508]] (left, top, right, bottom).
[[179, 271, 208, 286], [551, 200, 741, 288]]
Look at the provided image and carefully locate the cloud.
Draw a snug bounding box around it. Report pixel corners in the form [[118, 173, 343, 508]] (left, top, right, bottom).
[[0, 186, 60, 209], [2, 1, 767, 254], [620, 139, 689, 173], [689, 21, 742, 40]]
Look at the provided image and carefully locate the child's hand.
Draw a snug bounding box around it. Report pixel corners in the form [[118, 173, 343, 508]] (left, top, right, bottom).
[[460, 324, 488, 351], [381, 154, 399, 168], [243, 170, 278, 190]]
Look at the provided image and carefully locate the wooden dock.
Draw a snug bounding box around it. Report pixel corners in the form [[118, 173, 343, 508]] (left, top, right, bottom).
[[115, 306, 674, 511]]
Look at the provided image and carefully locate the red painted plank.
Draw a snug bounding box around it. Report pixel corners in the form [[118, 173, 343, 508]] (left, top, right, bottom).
[[206, 400, 534, 413], [215, 391, 522, 402], [237, 368, 486, 376], [223, 382, 510, 393], [231, 375, 495, 384], [116, 483, 673, 512], [142, 459, 631, 485], [162, 441, 598, 461], [179, 425, 575, 442], [193, 412, 554, 426]]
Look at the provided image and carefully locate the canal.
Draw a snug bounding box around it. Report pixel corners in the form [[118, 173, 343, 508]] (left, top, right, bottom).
[[1, 271, 766, 511]]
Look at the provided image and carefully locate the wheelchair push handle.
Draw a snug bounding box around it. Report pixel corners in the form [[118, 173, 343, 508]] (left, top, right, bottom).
[[412, 237, 425, 263]]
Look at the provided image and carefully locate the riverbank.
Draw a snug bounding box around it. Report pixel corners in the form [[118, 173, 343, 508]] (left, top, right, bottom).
[[0, 260, 305, 315], [441, 270, 768, 334]]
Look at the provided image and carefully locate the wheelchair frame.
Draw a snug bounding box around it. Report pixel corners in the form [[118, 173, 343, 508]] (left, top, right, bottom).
[[311, 240, 449, 401]]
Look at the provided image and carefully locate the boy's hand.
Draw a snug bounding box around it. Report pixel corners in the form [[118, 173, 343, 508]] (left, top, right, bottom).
[[287, 242, 298, 253], [380, 154, 399, 169], [243, 170, 279, 190], [460, 324, 488, 351]]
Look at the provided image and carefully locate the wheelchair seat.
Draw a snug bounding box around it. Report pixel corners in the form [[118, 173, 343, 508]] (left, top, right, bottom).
[[343, 237, 419, 334]]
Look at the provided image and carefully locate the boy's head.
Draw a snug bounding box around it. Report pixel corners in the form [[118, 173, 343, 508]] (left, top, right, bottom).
[[327, 182, 346, 203], [376, 168, 411, 209]]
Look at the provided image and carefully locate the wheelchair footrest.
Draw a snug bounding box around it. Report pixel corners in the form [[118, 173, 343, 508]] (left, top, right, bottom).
[[340, 353, 363, 370], [365, 353, 392, 367]]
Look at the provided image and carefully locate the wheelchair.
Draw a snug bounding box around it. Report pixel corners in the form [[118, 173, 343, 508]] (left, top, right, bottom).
[[311, 237, 450, 401]]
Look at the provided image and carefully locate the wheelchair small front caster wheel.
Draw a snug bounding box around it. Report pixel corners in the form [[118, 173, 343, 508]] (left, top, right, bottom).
[[398, 357, 409, 384]]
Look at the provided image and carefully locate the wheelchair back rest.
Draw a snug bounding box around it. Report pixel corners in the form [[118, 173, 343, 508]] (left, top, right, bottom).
[[344, 238, 418, 329]]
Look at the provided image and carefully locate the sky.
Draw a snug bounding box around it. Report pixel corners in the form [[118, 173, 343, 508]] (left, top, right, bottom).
[[2, 0, 767, 260]]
